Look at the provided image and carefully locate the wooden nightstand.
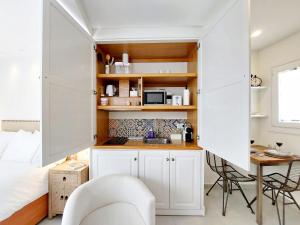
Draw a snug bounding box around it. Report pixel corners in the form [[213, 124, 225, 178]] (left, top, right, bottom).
[[48, 161, 89, 218]]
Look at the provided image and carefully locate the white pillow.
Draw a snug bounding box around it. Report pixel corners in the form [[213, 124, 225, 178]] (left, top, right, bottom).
[[0, 131, 16, 158], [1, 130, 41, 163]]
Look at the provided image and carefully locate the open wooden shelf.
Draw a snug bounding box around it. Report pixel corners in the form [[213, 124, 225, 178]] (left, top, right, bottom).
[[97, 105, 197, 111], [96, 42, 197, 63], [98, 73, 197, 87], [95, 42, 199, 143]]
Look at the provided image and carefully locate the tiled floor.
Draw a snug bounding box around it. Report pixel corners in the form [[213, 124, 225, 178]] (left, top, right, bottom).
[[40, 185, 300, 225]]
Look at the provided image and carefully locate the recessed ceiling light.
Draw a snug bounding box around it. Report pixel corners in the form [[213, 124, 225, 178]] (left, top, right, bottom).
[[251, 30, 262, 38]]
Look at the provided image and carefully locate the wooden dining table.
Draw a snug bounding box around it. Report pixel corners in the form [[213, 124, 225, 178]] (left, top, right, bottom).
[[250, 145, 299, 225]]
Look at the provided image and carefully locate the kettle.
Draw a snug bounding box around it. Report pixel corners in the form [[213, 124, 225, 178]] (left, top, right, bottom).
[[106, 85, 116, 96]]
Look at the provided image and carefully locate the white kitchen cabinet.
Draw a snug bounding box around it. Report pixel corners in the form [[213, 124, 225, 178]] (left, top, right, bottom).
[[139, 151, 170, 209], [41, 0, 95, 165], [199, 0, 250, 170], [40, 0, 251, 172], [91, 150, 138, 178], [170, 151, 201, 210], [91, 149, 204, 215], [38, 0, 249, 216]]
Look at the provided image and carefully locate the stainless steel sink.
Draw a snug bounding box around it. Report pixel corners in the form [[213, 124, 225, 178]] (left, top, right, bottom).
[[143, 138, 171, 144]]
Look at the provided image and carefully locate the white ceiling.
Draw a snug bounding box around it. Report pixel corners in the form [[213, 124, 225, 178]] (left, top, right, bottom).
[[251, 0, 300, 50], [58, 0, 300, 47], [81, 0, 229, 29], [59, 0, 234, 40]]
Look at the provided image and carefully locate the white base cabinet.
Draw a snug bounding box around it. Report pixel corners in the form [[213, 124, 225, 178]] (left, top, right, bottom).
[[170, 151, 201, 210], [91, 149, 205, 215], [91, 150, 138, 178], [139, 151, 170, 209]]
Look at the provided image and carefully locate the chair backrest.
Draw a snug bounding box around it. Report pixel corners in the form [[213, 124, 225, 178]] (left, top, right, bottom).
[[285, 159, 300, 191], [206, 151, 226, 177], [62, 175, 155, 225]]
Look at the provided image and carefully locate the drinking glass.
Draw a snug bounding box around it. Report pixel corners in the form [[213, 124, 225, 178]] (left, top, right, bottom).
[[276, 142, 283, 151]]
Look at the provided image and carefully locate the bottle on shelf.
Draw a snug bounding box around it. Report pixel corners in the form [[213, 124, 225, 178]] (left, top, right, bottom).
[[183, 86, 190, 106]]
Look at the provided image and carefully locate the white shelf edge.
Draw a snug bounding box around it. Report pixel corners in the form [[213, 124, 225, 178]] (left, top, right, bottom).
[[251, 86, 267, 90], [251, 114, 267, 118]]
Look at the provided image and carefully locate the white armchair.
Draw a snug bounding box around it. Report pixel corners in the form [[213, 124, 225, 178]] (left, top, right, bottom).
[[61, 175, 155, 225]]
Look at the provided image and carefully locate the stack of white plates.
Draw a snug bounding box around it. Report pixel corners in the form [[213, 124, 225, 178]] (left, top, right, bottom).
[[264, 149, 292, 158]]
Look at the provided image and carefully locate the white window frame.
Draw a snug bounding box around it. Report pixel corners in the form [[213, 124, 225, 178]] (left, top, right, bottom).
[[272, 60, 300, 129]]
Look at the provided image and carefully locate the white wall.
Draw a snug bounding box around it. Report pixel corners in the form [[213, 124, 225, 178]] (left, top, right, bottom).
[[252, 31, 300, 201], [0, 0, 41, 129], [250, 51, 261, 142], [255, 31, 300, 153]]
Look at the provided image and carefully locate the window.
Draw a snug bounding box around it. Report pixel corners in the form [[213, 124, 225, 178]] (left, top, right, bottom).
[[273, 61, 300, 128]]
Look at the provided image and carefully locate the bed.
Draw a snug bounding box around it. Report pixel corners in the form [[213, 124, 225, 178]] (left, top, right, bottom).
[[0, 120, 48, 225]]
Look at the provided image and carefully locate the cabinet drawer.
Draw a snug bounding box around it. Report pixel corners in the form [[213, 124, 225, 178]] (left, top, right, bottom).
[[51, 182, 64, 192], [51, 173, 78, 185], [64, 185, 78, 200], [51, 189, 65, 213]]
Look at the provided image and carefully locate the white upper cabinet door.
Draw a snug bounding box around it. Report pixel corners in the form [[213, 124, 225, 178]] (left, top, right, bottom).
[[91, 150, 138, 178], [170, 151, 201, 210], [139, 151, 170, 209], [41, 0, 95, 165], [199, 0, 250, 170]]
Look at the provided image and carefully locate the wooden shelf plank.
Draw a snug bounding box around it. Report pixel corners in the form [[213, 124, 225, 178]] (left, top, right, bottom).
[[97, 73, 197, 79], [97, 105, 197, 111], [142, 105, 197, 110], [97, 42, 197, 63], [98, 74, 142, 79], [98, 106, 143, 111]]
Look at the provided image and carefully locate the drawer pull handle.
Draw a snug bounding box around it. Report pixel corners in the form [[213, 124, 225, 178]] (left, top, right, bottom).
[[171, 158, 175, 162], [65, 196, 68, 200], [63, 177, 66, 181], [134, 157, 137, 161], [60, 195, 64, 200], [166, 158, 170, 161]]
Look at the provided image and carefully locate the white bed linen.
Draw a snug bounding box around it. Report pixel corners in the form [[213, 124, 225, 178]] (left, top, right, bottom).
[[0, 161, 48, 221]]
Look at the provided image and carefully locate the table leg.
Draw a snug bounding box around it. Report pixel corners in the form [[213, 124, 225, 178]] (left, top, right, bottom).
[[256, 164, 263, 225]]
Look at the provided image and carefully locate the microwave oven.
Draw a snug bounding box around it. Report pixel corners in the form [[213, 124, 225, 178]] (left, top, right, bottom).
[[144, 90, 167, 105]]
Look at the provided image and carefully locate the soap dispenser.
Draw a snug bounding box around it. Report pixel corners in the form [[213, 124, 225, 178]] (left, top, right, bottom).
[[147, 127, 155, 139]]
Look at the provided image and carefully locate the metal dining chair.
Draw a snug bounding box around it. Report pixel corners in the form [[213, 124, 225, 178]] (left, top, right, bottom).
[[251, 159, 300, 225], [206, 151, 227, 196], [206, 157, 243, 196], [206, 151, 255, 216], [247, 183, 277, 206]]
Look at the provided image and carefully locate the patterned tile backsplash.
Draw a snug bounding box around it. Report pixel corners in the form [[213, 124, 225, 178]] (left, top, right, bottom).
[[109, 119, 191, 138]]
